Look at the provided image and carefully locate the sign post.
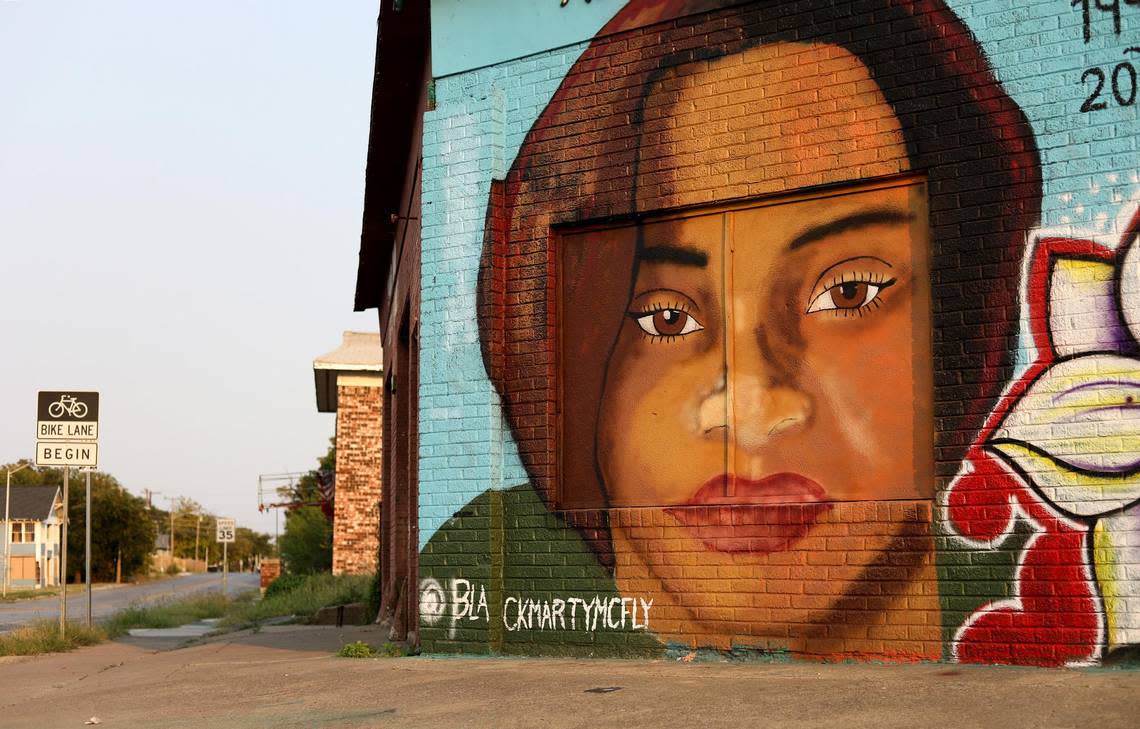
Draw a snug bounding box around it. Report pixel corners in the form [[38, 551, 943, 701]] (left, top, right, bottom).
[[85, 468, 92, 627], [216, 517, 235, 595], [60, 468, 68, 635], [36, 391, 99, 638]]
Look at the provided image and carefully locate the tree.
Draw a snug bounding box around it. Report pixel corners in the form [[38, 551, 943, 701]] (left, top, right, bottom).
[[67, 475, 156, 582], [228, 527, 272, 570], [277, 438, 335, 506], [273, 439, 335, 573], [145, 501, 272, 569], [279, 506, 332, 574], [2, 463, 156, 582]]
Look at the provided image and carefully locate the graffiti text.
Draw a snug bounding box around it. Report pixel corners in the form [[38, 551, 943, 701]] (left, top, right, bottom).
[[503, 595, 653, 632]]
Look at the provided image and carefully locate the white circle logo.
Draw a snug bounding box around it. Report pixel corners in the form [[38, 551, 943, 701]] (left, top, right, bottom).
[[419, 578, 446, 625]]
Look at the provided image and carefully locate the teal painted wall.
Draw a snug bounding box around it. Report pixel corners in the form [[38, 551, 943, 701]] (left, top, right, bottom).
[[430, 0, 621, 77]]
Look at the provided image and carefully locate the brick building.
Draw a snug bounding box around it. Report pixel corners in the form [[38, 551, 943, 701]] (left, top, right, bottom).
[[313, 331, 383, 576], [355, 0, 1140, 666]]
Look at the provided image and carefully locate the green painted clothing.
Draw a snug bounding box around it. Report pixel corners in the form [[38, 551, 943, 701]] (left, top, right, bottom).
[[419, 483, 664, 657]]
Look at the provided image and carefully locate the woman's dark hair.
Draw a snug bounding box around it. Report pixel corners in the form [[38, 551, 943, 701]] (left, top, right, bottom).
[[477, 0, 1041, 566]]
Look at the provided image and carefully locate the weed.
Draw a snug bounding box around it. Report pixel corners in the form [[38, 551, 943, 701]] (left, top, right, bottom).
[[263, 573, 307, 600], [222, 574, 372, 627], [0, 620, 107, 657], [337, 640, 375, 658], [102, 591, 238, 637]]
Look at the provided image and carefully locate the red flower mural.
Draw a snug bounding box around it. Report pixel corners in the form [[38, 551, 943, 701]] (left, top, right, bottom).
[[948, 210, 1140, 666]]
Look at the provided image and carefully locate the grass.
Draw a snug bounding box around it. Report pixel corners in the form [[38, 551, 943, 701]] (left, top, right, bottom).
[[220, 573, 373, 627], [102, 591, 246, 638], [0, 620, 107, 656]]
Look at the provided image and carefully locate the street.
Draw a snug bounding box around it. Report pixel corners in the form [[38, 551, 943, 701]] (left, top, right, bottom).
[[0, 624, 1136, 729], [0, 572, 259, 632]]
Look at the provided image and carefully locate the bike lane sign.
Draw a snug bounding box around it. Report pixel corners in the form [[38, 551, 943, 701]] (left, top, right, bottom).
[[36, 391, 99, 466]]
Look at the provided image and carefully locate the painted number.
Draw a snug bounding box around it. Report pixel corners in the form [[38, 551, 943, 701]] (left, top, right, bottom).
[[1082, 49, 1140, 113], [1081, 67, 1108, 112], [1113, 61, 1138, 105]]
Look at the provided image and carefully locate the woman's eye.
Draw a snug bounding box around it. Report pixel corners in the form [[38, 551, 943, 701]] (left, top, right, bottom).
[[806, 278, 896, 314], [632, 308, 704, 338]]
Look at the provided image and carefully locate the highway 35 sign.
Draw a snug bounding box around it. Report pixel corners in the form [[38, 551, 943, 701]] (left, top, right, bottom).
[[36, 391, 99, 467], [216, 518, 236, 543]]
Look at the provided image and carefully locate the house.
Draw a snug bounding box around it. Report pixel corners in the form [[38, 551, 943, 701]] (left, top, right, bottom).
[[313, 331, 384, 575], [2, 485, 63, 590]]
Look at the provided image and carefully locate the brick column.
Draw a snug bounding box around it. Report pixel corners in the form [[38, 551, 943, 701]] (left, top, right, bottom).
[[332, 379, 383, 575]]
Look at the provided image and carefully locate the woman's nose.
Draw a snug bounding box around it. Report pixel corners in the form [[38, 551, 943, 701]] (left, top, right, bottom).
[[728, 374, 811, 452], [695, 370, 811, 449]]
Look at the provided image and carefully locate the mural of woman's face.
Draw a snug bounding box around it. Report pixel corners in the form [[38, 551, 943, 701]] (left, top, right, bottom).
[[595, 43, 936, 653]]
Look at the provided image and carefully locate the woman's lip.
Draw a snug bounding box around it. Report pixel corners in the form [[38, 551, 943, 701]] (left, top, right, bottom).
[[664, 473, 832, 555], [686, 473, 827, 506]]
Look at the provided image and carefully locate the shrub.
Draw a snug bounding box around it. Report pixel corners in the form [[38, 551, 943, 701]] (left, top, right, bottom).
[[222, 573, 372, 627], [263, 573, 306, 600], [337, 640, 375, 658], [164, 563, 181, 576]]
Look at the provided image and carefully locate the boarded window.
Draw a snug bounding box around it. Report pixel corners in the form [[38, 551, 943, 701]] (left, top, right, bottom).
[[9, 556, 36, 581], [558, 177, 932, 509]]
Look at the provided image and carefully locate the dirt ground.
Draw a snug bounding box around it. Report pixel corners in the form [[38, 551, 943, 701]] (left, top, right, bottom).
[[0, 625, 1136, 729]]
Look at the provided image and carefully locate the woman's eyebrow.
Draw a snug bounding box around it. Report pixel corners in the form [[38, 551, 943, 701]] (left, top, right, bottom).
[[638, 244, 708, 267], [788, 208, 916, 250]]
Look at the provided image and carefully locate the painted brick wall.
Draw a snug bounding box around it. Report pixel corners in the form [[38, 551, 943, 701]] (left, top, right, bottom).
[[416, 0, 1140, 666], [333, 383, 382, 576]]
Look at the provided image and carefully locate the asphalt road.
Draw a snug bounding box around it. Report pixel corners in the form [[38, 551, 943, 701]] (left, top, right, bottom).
[[0, 572, 259, 632]]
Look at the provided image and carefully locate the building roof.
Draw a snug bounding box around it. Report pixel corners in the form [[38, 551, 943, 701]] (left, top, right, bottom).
[[3, 485, 61, 521], [313, 331, 384, 412], [354, 0, 430, 314]]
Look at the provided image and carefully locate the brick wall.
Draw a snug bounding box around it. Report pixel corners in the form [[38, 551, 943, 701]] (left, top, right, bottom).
[[333, 382, 382, 576], [414, 0, 1140, 666]]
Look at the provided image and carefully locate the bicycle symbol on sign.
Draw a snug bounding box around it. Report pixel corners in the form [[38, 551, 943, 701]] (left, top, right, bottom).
[[48, 394, 88, 419]]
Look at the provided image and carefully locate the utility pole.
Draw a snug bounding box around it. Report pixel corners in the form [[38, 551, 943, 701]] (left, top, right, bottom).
[[195, 513, 201, 566], [165, 496, 177, 569]]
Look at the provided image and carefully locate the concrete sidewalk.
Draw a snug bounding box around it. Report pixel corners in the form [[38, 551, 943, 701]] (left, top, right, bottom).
[[0, 625, 1135, 729]]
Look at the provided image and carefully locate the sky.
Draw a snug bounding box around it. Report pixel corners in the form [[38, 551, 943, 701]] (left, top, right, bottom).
[[0, 1, 380, 539]]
